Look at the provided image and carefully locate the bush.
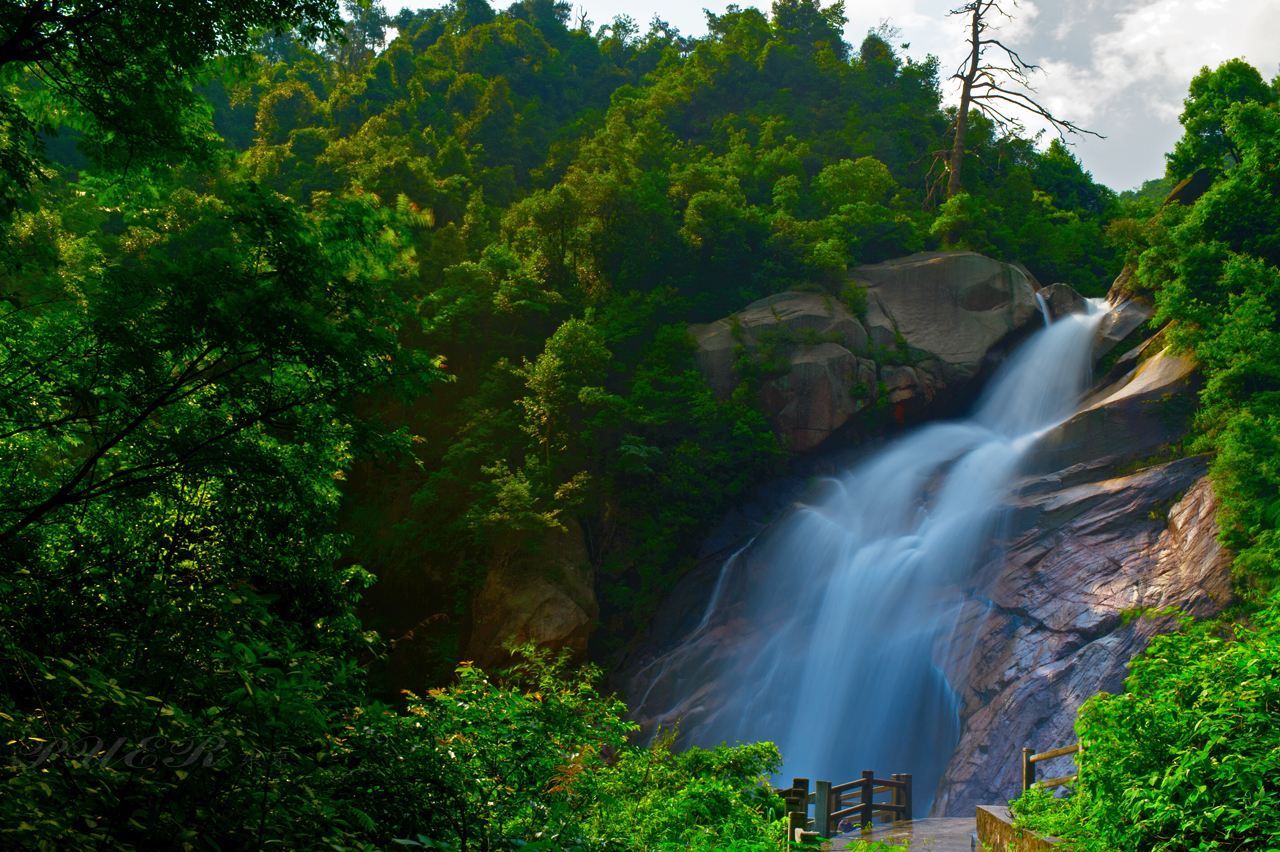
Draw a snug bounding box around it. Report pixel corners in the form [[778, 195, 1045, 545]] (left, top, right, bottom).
[[1074, 609, 1280, 850], [329, 645, 789, 850], [1011, 605, 1280, 851]]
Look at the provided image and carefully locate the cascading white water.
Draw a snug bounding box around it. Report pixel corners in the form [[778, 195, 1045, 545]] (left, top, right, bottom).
[[1034, 290, 1052, 327], [633, 301, 1108, 814]]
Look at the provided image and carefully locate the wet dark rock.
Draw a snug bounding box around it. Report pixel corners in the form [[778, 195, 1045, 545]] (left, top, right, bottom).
[[934, 470, 1230, 814]]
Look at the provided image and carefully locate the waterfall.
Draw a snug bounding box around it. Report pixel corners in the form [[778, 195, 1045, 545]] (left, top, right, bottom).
[[632, 301, 1108, 814], [1034, 290, 1052, 326]]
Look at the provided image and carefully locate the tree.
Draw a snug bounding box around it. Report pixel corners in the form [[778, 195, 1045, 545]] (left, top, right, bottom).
[[944, 0, 1100, 198], [0, 0, 342, 210], [1166, 58, 1276, 180], [770, 0, 849, 61], [516, 317, 615, 462], [324, 0, 391, 75], [0, 168, 450, 844], [0, 176, 438, 543]]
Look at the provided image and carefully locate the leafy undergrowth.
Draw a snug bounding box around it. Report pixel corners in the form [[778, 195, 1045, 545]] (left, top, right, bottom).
[[1010, 602, 1280, 850], [2, 643, 792, 849], [321, 645, 798, 850]]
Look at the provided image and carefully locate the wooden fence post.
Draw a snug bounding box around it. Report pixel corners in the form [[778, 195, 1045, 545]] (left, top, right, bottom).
[[787, 809, 806, 846], [1021, 747, 1035, 793], [860, 769, 874, 826], [790, 777, 810, 845], [891, 773, 913, 823], [814, 780, 832, 837]]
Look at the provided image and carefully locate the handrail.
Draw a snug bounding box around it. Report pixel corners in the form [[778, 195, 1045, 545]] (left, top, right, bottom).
[[1021, 742, 1082, 792], [1031, 743, 1079, 763], [1035, 772, 1078, 789], [784, 769, 912, 843]]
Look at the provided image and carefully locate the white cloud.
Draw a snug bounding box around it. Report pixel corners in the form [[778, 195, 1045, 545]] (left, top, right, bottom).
[[940, 0, 1280, 184], [1067, 0, 1278, 116]]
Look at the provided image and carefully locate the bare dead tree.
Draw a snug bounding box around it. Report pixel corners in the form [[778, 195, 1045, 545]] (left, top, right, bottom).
[[945, 0, 1103, 198]]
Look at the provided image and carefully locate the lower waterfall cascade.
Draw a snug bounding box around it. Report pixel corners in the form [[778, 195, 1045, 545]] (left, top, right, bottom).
[[630, 299, 1110, 815]]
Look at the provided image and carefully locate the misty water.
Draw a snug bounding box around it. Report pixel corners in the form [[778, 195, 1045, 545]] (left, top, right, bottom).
[[632, 301, 1108, 814]]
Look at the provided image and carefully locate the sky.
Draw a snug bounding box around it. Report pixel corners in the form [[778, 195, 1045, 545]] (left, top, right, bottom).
[[396, 0, 1280, 191]]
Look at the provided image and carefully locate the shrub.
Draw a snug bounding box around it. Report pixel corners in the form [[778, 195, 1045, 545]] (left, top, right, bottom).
[[1011, 604, 1280, 851]]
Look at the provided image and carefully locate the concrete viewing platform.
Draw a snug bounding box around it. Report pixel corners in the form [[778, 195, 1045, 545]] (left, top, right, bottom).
[[829, 817, 977, 850]]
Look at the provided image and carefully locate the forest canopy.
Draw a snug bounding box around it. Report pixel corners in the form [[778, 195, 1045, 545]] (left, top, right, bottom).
[[7, 0, 1276, 848]]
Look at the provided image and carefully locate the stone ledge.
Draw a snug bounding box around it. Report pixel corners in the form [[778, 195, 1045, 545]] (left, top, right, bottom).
[[976, 805, 1062, 851]]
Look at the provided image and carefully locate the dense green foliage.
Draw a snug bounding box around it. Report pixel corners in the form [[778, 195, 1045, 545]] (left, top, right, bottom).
[[1166, 59, 1278, 180], [1011, 58, 1280, 850], [1013, 610, 1280, 850], [0, 164, 435, 847], [0, 0, 343, 212], [328, 647, 789, 850], [0, 0, 1142, 846]]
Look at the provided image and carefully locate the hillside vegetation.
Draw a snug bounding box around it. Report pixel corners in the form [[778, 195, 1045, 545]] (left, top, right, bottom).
[[2, 0, 1275, 847]]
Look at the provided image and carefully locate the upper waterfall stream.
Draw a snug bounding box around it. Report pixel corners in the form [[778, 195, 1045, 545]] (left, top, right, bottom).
[[631, 300, 1109, 814]]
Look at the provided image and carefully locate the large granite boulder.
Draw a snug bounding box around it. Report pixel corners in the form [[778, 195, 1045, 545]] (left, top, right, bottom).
[[691, 291, 870, 400], [854, 251, 1040, 382], [465, 520, 597, 669], [691, 252, 1041, 451], [757, 342, 879, 453], [1038, 282, 1087, 319], [691, 292, 878, 452]]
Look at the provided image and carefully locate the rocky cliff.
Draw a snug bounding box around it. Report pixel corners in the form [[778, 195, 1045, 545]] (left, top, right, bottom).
[[934, 465, 1230, 814], [928, 319, 1231, 812], [691, 251, 1040, 451], [389, 251, 1047, 680]]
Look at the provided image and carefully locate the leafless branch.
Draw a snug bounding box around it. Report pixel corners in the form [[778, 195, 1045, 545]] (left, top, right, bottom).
[[943, 0, 1104, 196]]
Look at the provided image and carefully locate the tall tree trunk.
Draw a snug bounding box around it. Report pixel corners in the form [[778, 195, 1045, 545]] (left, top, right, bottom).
[[947, 6, 982, 198]]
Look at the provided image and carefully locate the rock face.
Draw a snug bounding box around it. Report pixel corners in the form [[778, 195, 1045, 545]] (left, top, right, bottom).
[[1027, 278, 1152, 357], [931, 342, 1229, 815], [856, 251, 1040, 380], [1039, 282, 1087, 319], [691, 292, 878, 453], [1096, 297, 1152, 358], [691, 291, 870, 400], [934, 469, 1230, 814], [690, 252, 1040, 451], [465, 520, 598, 670], [1029, 344, 1198, 477]]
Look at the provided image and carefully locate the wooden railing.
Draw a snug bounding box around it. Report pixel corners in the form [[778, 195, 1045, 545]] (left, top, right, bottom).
[[776, 770, 913, 843], [1021, 741, 1081, 792]]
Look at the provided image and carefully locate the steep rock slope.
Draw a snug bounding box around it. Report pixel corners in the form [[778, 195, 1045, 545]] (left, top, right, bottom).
[[932, 340, 1230, 812], [934, 465, 1230, 812]]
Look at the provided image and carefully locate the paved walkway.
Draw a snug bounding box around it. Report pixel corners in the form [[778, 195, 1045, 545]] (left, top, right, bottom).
[[829, 817, 977, 851]]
